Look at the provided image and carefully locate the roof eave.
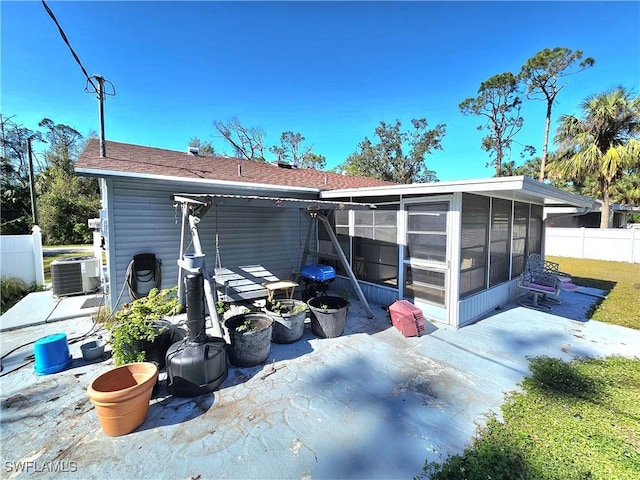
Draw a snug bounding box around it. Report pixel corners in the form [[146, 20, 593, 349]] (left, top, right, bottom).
[[520, 177, 595, 208], [322, 176, 595, 208], [75, 167, 321, 195]]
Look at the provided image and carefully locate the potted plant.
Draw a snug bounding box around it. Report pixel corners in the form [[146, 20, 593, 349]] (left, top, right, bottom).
[[264, 299, 307, 344], [106, 287, 183, 367], [307, 295, 349, 338], [224, 312, 273, 367]]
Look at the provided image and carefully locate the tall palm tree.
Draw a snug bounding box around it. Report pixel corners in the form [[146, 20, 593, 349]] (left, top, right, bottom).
[[551, 86, 640, 228]]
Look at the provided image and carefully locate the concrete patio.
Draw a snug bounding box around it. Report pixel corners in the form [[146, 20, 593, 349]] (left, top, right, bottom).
[[1, 288, 639, 479]]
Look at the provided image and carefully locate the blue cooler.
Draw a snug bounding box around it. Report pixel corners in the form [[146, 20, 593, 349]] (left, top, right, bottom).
[[34, 333, 72, 375]]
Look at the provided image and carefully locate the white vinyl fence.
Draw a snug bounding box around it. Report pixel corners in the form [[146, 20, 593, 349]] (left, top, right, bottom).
[[545, 227, 640, 263], [0, 227, 45, 285]]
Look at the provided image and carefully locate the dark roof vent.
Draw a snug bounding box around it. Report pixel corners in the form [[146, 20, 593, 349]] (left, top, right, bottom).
[[276, 160, 293, 169], [187, 146, 199, 156]]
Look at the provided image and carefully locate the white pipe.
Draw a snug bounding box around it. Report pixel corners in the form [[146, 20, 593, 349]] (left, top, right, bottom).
[[188, 214, 223, 338]]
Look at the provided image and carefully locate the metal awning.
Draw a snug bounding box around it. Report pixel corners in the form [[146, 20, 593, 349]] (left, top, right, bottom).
[[172, 193, 377, 216], [172, 192, 376, 323]]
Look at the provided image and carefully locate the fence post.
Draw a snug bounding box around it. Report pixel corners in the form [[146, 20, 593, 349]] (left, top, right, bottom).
[[579, 227, 586, 259], [32, 226, 45, 285]]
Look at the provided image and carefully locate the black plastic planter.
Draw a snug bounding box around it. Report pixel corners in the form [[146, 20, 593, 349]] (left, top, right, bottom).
[[128, 320, 174, 369], [225, 313, 273, 367], [308, 296, 349, 338]]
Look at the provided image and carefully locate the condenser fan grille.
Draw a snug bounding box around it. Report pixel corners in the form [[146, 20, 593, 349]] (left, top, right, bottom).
[[51, 256, 98, 296]]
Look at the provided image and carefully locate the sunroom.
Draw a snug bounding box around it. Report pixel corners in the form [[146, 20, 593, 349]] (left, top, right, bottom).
[[318, 177, 595, 328]]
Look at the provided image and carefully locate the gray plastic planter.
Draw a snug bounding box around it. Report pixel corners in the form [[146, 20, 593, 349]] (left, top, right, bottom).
[[265, 299, 307, 344]]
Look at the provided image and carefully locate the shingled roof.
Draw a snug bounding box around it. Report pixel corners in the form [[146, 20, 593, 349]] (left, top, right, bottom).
[[75, 139, 397, 191]]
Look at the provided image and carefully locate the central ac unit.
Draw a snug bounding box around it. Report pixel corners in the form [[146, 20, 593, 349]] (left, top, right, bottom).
[[51, 256, 101, 297]]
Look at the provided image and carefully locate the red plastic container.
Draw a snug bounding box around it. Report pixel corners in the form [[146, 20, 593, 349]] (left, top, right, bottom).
[[389, 300, 425, 337]]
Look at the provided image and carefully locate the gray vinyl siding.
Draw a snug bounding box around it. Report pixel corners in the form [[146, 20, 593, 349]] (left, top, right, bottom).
[[106, 178, 311, 310]]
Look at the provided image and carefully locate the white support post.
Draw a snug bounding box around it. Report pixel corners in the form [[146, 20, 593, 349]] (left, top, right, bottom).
[[188, 214, 223, 338], [177, 203, 187, 304], [32, 226, 45, 285]]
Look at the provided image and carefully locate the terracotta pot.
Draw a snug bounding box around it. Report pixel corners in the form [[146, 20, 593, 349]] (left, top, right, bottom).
[[87, 362, 158, 436]]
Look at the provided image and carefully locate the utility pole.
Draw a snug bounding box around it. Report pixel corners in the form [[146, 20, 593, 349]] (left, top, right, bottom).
[[27, 137, 39, 225], [94, 74, 106, 158]]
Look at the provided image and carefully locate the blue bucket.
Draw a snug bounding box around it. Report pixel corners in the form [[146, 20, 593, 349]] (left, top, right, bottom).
[[34, 333, 72, 375]]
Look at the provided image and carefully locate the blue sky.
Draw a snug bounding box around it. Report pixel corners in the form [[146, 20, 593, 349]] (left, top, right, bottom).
[[2, 1, 639, 181]]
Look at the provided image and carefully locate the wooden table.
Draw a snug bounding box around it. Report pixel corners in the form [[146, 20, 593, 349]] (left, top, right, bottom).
[[262, 280, 299, 302]]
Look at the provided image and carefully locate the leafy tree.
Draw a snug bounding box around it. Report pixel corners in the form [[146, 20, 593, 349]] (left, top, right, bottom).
[[1, 169, 32, 234], [338, 118, 444, 184], [0, 115, 42, 234], [498, 146, 538, 177], [37, 119, 100, 244], [213, 118, 266, 161], [610, 172, 640, 207], [459, 72, 525, 177], [1, 115, 99, 242], [269, 131, 326, 169], [270, 131, 307, 163], [38, 170, 100, 244], [300, 152, 326, 170], [609, 170, 640, 223], [498, 160, 518, 177], [188, 137, 216, 156], [520, 47, 595, 181], [38, 118, 82, 175], [551, 87, 640, 228]]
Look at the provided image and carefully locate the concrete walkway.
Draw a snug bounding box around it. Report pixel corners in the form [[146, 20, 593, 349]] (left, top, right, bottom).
[[1, 289, 639, 479], [0, 290, 104, 332]]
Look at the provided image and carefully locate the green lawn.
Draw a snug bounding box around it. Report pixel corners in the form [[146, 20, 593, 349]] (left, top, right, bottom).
[[419, 356, 640, 480], [419, 257, 640, 480], [547, 256, 640, 330]]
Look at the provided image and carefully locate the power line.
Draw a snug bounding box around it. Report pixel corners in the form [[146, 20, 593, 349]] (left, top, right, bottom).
[[41, 0, 97, 93], [41, 0, 116, 157]]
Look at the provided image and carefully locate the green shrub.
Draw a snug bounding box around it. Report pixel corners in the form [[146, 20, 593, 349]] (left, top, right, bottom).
[[1, 277, 44, 314], [105, 287, 183, 366]]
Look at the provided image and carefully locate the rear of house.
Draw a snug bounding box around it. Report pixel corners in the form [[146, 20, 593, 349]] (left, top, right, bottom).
[[76, 140, 594, 328]]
